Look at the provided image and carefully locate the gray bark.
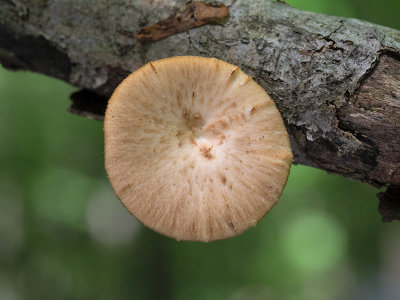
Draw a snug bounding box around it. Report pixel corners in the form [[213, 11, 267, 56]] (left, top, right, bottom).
[[1, 0, 399, 220]]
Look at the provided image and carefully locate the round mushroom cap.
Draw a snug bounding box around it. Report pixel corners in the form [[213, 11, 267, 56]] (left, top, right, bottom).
[[104, 56, 293, 242]]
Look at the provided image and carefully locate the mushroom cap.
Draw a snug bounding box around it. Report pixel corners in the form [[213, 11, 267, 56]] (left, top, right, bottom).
[[104, 56, 293, 242]]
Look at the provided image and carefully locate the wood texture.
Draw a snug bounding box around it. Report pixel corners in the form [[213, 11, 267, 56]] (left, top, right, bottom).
[[0, 0, 399, 219]]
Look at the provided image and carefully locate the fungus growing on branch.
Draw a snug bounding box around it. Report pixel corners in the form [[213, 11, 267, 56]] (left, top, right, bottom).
[[104, 56, 293, 242]]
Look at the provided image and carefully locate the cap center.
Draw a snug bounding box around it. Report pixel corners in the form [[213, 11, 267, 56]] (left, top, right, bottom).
[[175, 107, 228, 160]]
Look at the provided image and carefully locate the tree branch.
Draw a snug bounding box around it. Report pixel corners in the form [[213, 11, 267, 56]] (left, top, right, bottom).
[[1, 0, 399, 220]]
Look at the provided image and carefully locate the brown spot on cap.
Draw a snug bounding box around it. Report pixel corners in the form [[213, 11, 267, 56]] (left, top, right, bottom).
[[221, 176, 227, 184], [227, 220, 235, 230], [200, 145, 214, 159]]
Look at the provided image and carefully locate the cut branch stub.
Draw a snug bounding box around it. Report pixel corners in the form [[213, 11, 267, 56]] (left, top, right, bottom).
[[104, 56, 293, 241]]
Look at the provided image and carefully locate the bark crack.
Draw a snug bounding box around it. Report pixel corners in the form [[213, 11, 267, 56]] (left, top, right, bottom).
[[134, 1, 229, 43]]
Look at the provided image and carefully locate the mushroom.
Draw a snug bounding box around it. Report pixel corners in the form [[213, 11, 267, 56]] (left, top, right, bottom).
[[104, 56, 293, 242]]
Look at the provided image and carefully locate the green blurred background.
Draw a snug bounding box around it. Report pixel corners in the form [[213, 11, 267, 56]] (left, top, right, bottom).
[[1, 1, 399, 299]]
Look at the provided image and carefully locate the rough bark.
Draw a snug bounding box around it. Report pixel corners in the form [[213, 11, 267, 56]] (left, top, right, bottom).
[[0, 0, 399, 220]]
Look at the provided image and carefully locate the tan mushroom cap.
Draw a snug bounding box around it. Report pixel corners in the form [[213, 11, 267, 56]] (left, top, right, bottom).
[[104, 56, 293, 242]]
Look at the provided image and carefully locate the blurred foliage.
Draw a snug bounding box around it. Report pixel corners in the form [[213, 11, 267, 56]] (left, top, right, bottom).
[[0, 1, 400, 300]]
